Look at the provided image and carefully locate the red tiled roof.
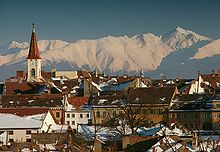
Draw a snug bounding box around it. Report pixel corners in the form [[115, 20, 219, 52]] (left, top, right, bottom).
[[0, 107, 49, 116], [5, 81, 46, 95], [1, 94, 63, 108], [41, 71, 52, 80], [128, 86, 177, 104], [53, 79, 79, 94], [27, 27, 41, 59], [77, 71, 91, 78], [67, 97, 89, 108], [201, 74, 220, 90]]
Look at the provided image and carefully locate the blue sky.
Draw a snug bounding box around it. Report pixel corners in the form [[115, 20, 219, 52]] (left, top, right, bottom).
[[0, 0, 219, 45]]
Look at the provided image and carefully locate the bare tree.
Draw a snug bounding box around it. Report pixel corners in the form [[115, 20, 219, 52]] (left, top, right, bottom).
[[104, 100, 152, 135]]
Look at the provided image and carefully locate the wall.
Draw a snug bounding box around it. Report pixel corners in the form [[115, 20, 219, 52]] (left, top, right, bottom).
[[65, 110, 91, 130], [0, 129, 39, 144], [92, 105, 167, 125], [41, 111, 57, 133], [55, 71, 78, 79], [50, 108, 64, 124], [169, 111, 212, 130]]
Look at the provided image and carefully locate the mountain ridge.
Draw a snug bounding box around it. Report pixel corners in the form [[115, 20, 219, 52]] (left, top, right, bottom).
[[0, 26, 219, 80]]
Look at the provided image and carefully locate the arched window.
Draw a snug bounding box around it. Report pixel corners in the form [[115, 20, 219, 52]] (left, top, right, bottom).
[[96, 111, 100, 118], [31, 68, 35, 77]]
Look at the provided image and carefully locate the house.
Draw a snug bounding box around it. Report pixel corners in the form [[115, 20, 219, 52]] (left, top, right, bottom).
[[169, 94, 216, 130], [188, 70, 220, 94], [127, 86, 178, 124], [51, 67, 78, 80], [0, 107, 68, 145], [92, 95, 126, 125], [91, 86, 177, 125], [211, 94, 220, 129], [0, 94, 63, 108], [64, 96, 91, 132]]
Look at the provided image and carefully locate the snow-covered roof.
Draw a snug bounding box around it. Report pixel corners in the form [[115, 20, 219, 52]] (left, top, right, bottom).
[[156, 123, 192, 137], [78, 124, 121, 141], [0, 113, 45, 129], [47, 124, 69, 133]]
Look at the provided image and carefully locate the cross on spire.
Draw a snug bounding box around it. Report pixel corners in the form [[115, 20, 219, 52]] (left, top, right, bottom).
[[32, 23, 35, 33]]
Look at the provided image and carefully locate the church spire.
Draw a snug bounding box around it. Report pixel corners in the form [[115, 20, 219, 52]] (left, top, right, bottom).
[[27, 23, 41, 59]]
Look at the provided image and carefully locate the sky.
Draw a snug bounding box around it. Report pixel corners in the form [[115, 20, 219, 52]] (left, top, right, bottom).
[[0, 0, 220, 45]]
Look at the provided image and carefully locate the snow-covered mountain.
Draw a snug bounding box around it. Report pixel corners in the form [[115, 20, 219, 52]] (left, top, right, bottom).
[[0, 26, 218, 80], [162, 26, 212, 50], [191, 39, 220, 59]]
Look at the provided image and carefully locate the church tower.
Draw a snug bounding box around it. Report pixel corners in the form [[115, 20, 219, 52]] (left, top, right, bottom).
[[27, 24, 42, 82]]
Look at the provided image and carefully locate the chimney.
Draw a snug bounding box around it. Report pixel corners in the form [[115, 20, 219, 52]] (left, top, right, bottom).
[[60, 76, 64, 84], [51, 67, 56, 77], [212, 69, 215, 77]]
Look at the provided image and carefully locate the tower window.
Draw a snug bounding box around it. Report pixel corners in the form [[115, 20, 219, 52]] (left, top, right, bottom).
[[31, 68, 35, 77]]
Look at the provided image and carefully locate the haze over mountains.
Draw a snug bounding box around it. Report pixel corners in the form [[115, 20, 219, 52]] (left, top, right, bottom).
[[0, 26, 220, 81]]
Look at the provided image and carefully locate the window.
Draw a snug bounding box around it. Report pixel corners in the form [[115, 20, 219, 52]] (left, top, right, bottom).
[[172, 114, 175, 118], [67, 114, 70, 118], [96, 111, 100, 118], [113, 111, 117, 117], [177, 114, 180, 118], [31, 68, 35, 77], [208, 113, 211, 119], [185, 124, 188, 128], [26, 139, 31, 142], [169, 114, 172, 118], [26, 130, 31, 134], [157, 109, 160, 114], [80, 114, 83, 118], [9, 139, 14, 142], [72, 114, 75, 118], [103, 111, 106, 118], [8, 131, 13, 135], [87, 114, 89, 118], [184, 114, 188, 119], [73, 129, 76, 134], [189, 114, 193, 118], [195, 124, 198, 128], [195, 113, 199, 119], [142, 109, 146, 114], [67, 121, 70, 125], [190, 124, 193, 128], [72, 121, 75, 125], [56, 112, 60, 118]]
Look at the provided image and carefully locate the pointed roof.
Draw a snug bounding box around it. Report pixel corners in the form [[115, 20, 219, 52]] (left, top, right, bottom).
[[27, 23, 41, 59]]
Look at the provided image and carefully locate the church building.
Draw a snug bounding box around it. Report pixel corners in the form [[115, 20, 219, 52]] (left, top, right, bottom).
[[26, 24, 43, 82]]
